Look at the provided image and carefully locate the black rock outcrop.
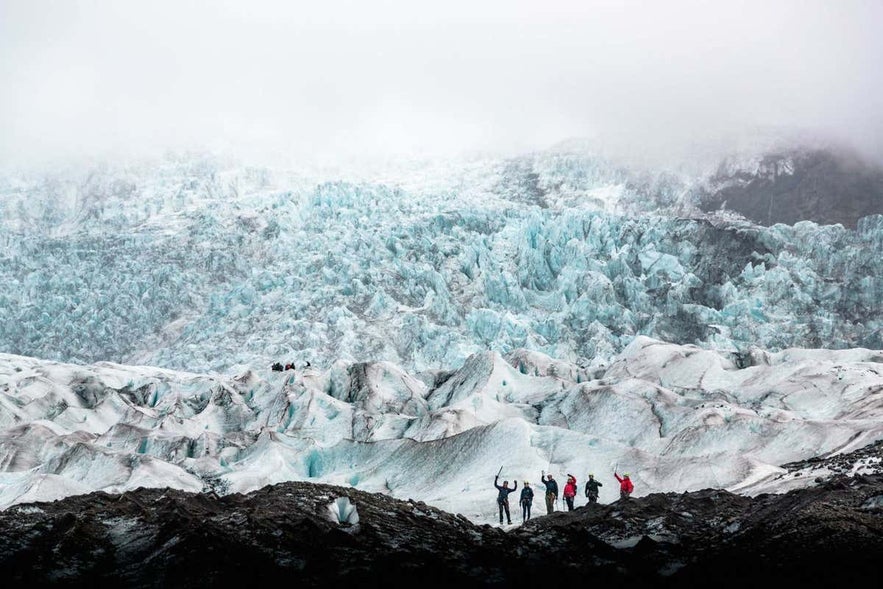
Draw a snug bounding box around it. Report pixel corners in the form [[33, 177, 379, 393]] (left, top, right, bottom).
[[1, 468, 881, 588]]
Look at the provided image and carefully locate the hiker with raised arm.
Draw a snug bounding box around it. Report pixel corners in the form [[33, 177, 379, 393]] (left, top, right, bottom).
[[584, 473, 602, 504], [519, 481, 534, 523], [563, 474, 577, 511], [614, 471, 634, 500], [494, 475, 518, 525], [540, 470, 558, 514]]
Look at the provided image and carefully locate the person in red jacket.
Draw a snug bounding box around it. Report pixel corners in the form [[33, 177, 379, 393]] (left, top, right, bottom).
[[614, 471, 634, 500], [563, 474, 577, 511]]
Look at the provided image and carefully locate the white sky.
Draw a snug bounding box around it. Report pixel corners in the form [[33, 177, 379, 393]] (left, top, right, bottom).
[[1, 0, 882, 165]]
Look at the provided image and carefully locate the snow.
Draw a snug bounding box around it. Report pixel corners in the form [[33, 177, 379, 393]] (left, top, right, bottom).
[[0, 337, 881, 526]]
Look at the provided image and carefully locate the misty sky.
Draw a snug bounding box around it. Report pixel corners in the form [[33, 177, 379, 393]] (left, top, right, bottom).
[[1, 0, 881, 165]]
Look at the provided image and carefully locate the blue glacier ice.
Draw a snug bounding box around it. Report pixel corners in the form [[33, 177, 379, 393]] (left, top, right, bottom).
[[0, 151, 880, 375]]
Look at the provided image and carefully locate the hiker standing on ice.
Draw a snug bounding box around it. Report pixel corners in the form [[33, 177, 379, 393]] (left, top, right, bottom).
[[494, 475, 517, 525], [519, 481, 534, 523], [584, 473, 602, 504], [540, 471, 558, 514], [614, 471, 634, 500], [563, 474, 577, 511]]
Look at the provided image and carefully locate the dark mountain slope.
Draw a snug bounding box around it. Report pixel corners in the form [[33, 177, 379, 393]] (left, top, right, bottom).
[[700, 148, 883, 228]]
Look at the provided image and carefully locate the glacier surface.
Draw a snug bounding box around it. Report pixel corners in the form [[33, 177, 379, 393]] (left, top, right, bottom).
[[0, 150, 880, 375], [1, 338, 881, 525]]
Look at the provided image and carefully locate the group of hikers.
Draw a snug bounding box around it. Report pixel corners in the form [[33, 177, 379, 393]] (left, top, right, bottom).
[[493, 470, 634, 525], [271, 361, 311, 372]]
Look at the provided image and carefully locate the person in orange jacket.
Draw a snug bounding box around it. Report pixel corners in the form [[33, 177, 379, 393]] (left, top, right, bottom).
[[563, 474, 577, 511], [614, 471, 634, 500]]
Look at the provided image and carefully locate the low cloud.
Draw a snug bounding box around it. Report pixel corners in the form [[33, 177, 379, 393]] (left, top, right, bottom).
[[2, 0, 881, 166]]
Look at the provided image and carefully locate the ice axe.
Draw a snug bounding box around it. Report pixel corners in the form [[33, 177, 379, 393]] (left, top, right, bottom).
[[497, 465, 503, 478]]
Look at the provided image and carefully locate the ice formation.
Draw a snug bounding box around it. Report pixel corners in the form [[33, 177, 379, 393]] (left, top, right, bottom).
[[0, 150, 880, 376], [1, 337, 881, 525]]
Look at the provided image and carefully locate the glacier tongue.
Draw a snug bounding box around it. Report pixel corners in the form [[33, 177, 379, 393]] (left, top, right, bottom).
[[0, 153, 880, 375], [1, 339, 881, 524]]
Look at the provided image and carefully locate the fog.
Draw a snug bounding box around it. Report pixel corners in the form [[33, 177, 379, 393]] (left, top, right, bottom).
[[1, 0, 881, 166]]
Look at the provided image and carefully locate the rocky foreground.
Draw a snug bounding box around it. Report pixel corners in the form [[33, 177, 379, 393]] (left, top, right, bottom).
[[1, 457, 881, 588]]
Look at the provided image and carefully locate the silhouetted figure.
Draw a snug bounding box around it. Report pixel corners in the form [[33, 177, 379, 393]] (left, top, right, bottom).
[[519, 481, 534, 523], [584, 473, 603, 504], [541, 471, 558, 514], [494, 476, 517, 525]]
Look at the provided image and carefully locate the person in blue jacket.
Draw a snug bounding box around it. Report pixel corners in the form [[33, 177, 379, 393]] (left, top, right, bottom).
[[494, 475, 518, 525], [519, 481, 534, 523]]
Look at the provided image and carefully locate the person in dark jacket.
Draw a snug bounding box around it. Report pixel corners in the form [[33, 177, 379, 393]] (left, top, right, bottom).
[[494, 476, 518, 524], [614, 471, 634, 500], [540, 471, 558, 514], [519, 481, 534, 523], [584, 473, 603, 504]]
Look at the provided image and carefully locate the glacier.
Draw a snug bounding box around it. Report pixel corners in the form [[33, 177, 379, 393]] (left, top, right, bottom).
[[0, 150, 880, 375], [0, 146, 881, 525], [1, 337, 881, 525]]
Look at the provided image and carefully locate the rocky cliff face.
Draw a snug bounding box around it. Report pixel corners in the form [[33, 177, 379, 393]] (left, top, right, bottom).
[[699, 148, 883, 228], [2, 442, 881, 588]]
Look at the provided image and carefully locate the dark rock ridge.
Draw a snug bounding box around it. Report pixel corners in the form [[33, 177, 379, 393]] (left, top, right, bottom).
[[1, 446, 882, 588], [699, 148, 883, 228]]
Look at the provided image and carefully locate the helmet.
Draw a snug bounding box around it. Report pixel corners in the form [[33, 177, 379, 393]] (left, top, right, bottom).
[[623, 473, 630, 477], [588, 473, 594, 477]]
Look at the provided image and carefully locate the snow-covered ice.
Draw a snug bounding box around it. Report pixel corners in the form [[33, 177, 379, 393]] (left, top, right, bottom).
[[1, 336, 881, 525]]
